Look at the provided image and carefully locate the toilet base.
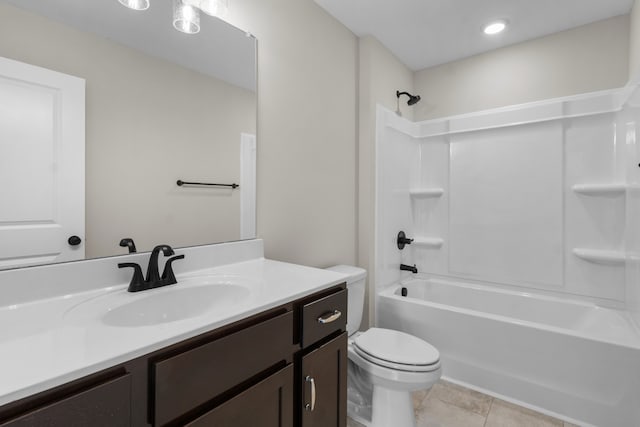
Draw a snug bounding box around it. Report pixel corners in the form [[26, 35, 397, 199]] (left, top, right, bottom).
[[348, 362, 439, 427], [371, 385, 416, 427], [347, 385, 419, 427]]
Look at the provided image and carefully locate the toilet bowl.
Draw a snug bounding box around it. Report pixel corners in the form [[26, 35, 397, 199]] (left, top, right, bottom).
[[326, 265, 442, 427]]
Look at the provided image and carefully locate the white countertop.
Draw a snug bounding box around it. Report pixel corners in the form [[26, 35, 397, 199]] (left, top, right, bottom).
[[0, 256, 347, 406]]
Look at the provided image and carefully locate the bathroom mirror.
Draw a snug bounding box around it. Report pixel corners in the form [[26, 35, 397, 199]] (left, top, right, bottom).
[[0, 0, 257, 270]]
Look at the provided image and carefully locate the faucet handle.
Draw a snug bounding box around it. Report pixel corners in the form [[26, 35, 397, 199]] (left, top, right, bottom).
[[118, 263, 146, 292], [397, 231, 414, 250], [161, 254, 185, 286]]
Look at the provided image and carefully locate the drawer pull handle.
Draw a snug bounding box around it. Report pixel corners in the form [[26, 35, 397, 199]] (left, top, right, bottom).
[[305, 376, 316, 411], [317, 310, 342, 324]]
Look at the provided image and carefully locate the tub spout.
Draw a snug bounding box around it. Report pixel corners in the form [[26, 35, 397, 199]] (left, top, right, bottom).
[[400, 264, 418, 274]]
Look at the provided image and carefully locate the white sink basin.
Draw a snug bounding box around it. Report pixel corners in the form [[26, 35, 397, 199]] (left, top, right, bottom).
[[102, 284, 249, 327], [64, 275, 255, 327]]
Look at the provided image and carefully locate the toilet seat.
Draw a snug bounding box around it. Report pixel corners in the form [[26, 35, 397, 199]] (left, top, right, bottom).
[[353, 328, 440, 373]]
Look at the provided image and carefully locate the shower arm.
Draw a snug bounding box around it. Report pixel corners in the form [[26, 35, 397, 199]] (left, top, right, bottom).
[[396, 90, 421, 106]]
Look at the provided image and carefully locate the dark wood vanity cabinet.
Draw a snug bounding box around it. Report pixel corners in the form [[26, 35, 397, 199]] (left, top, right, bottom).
[[0, 284, 347, 427]]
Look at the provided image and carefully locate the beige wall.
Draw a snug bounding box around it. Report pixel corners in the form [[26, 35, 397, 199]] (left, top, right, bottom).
[[414, 15, 630, 120], [0, 3, 256, 258], [226, 0, 358, 267], [631, 0, 640, 80], [358, 36, 414, 327]]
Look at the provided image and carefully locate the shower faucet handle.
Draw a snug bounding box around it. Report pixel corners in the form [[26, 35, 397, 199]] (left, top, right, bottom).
[[397, 231, 414, 250]]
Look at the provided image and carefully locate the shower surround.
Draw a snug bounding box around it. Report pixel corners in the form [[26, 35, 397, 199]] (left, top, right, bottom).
[[374, 85, 640, 426]]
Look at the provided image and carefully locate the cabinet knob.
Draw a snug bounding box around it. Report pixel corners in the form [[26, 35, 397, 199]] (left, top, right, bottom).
[[304, 376, 316, 411], [68, 235, 82, 246], [317, 310, 342, 324]]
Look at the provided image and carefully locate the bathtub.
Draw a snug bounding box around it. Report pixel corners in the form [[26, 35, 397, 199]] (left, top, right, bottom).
[[377, 278, 640, 427]]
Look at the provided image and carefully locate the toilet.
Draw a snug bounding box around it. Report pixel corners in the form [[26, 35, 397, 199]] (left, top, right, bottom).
[[326, 265, 441, 427]]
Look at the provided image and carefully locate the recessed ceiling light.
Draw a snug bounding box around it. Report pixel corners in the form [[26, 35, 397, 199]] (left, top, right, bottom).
[[484, 20, 507, 35]]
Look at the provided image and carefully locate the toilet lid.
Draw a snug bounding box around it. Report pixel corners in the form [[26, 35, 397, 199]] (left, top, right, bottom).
[[354, 328, 440, 369]]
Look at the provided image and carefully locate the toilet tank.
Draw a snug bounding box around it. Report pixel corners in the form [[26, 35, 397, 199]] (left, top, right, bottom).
[[325, 265, 367, 336]]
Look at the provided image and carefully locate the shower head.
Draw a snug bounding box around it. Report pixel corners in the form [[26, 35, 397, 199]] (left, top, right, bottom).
[[396, 90, 421, 106]]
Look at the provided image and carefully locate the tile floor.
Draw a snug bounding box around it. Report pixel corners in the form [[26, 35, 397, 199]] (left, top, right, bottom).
[[346, 380, 580, 427]]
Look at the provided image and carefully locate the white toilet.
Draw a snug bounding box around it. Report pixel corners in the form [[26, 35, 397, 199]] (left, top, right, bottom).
[[326, 265, 442, 427]]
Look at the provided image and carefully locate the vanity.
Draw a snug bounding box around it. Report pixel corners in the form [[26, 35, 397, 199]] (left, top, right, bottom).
[[0, 240, 349, 426]]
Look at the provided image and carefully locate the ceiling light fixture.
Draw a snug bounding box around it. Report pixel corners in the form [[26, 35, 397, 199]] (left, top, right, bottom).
[[117, 0, 229, 35], [183, 0, 229, 18], [483, 20, 507, 35], [118, 0, 150, 11], [173, 0, 201, 34]]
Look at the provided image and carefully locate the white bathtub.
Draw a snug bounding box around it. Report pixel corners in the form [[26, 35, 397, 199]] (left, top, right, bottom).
[[377, 279, 640, 427]]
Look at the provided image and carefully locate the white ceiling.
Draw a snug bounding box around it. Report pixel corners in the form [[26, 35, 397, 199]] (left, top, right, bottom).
[[314, 0, 634, 71], [3, 0, 256, 91]]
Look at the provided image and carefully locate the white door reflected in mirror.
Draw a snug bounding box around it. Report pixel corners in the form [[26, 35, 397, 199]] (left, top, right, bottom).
[[0, 57, 85, 269]]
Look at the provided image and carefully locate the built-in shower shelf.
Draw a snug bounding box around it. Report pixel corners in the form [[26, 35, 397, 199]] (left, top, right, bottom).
[[572, 183, 626, 196], [572, 248, 626, 265], [413, 237, 444, 248], [409, 188, 444, 198]]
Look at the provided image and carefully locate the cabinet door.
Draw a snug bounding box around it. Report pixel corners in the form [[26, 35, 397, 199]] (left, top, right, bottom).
[[301, 333, 347, 427], [153, 311, 293, 426], [185, 364, 294, 427], [0, 374, 131, 427]]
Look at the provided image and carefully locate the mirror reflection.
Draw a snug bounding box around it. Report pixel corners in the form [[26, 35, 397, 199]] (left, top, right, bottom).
[[0, 0, 257, 270]]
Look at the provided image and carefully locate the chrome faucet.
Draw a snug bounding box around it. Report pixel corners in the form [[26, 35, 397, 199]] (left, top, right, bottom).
[[118, 244, 184, 292]]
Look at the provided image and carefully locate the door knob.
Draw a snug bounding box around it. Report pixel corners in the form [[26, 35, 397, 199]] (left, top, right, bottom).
[[68, 235, 82, 246]]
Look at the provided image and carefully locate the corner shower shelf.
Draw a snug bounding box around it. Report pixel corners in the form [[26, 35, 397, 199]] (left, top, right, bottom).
[[572, 183, 626, 196], [572, 248, 626, 265], [409, 188, 445, 198], [412, 237, 444, 248]]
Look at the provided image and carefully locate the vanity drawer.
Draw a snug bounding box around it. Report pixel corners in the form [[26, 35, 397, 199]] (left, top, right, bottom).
[[301, 289, 347, 348], [185, 364, 293, 427], [152, 311, 294, 426], [0, 374, 131, 427]]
